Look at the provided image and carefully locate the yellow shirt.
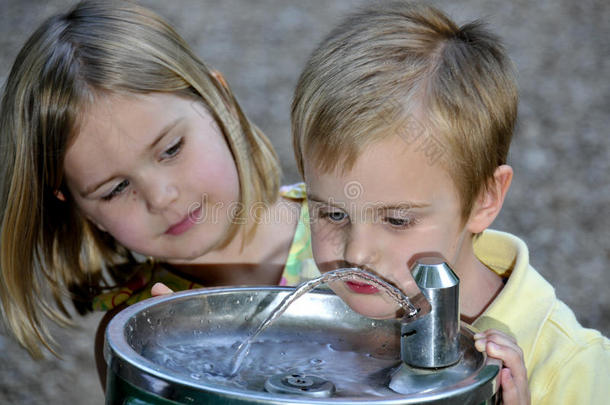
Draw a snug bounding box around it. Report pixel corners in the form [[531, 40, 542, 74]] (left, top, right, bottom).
[[473, 229, 610, 404]]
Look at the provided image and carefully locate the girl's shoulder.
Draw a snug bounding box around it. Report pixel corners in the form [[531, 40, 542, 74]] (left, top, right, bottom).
[[277, 182, 320, 285], [279, 182, 307, 200]]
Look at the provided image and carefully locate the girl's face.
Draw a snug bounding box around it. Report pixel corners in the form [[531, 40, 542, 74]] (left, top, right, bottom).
[[64, 92, 240, 261]]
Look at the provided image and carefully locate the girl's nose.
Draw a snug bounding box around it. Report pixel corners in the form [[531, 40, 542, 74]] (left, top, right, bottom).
[[145, 181, 179, 213], [343, 225, 379, 269]]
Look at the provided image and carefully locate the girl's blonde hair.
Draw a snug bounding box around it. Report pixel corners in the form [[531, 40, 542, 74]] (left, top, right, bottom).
[[292, 1, 517, 221], [0, 0, 280, 357]]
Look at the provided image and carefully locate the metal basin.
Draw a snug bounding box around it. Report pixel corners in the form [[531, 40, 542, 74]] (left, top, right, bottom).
[[105, 286, 500, 404]]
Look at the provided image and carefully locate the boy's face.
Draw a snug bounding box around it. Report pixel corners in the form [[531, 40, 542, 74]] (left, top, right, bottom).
[[304, 134, 472, 319]]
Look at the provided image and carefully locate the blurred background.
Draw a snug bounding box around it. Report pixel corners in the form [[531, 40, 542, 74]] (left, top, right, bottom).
[[1, 0, 608, 403]]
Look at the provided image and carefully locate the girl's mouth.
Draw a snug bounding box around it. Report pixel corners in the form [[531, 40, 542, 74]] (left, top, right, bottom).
[[165, 207, 201, 235], [345, 280, 380, 294]]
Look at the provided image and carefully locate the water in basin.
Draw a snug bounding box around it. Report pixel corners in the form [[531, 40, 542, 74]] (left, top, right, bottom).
[[142, 329, 402, 398]]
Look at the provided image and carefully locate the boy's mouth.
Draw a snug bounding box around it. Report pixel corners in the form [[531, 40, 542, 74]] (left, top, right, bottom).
[[165, 207, 201, 235], [345, 280, 380, 294]]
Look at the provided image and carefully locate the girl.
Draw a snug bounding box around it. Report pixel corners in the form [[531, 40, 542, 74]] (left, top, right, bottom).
[[0, 0, 317, 386]]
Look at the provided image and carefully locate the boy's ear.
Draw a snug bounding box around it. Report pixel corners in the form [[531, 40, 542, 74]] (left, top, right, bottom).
[[466, 165, 513, 234]]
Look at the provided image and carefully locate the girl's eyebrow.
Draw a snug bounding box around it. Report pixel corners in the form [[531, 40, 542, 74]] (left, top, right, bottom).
[[148, 117, 183, 150], [82, 118, 184, 197]]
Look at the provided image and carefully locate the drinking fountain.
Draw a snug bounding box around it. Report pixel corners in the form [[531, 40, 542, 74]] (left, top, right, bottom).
[[104, 259, 501, 404]]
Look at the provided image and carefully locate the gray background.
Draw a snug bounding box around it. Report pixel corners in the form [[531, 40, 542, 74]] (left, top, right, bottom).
[[1, 0, 608, 403]]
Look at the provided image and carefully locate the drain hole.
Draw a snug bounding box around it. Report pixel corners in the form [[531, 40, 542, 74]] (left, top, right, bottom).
[[265, 373, 336, 398]]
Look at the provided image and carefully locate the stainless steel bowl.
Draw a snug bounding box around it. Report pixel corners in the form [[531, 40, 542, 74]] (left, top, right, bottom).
[[105, 286, 500, 404]]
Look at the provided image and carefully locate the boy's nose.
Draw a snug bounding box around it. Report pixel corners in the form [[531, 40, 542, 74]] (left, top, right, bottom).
[[343, 225, 379, 269]]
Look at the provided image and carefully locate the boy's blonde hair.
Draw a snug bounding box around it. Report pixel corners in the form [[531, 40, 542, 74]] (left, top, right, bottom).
[[0, 0, 279, 357], [292, 1, 517, 220]]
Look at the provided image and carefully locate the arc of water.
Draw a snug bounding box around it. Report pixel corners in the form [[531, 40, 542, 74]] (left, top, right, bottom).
[[227, 267, 429, 376]]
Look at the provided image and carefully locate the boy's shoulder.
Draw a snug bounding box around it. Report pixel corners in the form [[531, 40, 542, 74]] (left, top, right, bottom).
[[473, 229, 607, 349], [473, 229, 610, 402], [529, 299, 610, 402], [533, 293, 609, 367], [542, 297, 609, 350]]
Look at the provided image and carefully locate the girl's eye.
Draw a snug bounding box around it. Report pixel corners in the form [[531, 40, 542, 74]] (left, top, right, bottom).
[[102, 180, 130, 201], [161, 138, 184, 159]]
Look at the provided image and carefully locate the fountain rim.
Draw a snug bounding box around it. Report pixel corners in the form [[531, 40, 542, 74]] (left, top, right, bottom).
[[105, 285, 500, 404]]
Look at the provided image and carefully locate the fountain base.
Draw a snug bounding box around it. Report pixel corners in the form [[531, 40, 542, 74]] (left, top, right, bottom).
[[389, 325, 500, 403], [105, 286, 500, 404]]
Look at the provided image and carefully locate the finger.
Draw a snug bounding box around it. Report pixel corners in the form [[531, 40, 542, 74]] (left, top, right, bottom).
[[500, 368, 518, 405], [500, 368, 517, 404], [151, 282, 174, 296], [500, 368, 530, 405], [477, 329, 518, 345], [474, 336, 487, 352], [485, 335, 524, 364], [474, 329, 515, 352], [476, 331, 524, 369], [486, 341, 527, 383]]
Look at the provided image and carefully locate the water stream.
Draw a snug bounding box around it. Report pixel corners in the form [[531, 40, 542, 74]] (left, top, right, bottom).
[[228, 267, 424, 376]]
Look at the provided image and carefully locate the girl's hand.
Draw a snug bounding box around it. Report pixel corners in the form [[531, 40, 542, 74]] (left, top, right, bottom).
[[474, 329, 530, 405], [151, 282, 174, 296]]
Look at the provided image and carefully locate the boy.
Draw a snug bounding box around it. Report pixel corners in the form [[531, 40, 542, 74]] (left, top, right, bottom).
[[291, 2, 610, 404]]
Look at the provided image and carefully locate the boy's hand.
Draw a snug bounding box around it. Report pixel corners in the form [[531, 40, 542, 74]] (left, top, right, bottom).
[[151, 282, 174, 296], [474, 329, 530, 405]]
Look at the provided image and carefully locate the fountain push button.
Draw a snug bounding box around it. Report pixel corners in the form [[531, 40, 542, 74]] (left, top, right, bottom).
[[400, 257, 461, 369]]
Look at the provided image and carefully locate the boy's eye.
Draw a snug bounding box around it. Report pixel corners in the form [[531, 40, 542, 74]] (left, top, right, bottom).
[[383, 216, 415, 228], [322, 210, 348, 223], [161, 138, 184, 159], [102, 180, 129, 201]]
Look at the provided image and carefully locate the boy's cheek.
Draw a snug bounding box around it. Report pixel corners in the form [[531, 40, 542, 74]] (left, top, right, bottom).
[[310, 227, 346, 270]]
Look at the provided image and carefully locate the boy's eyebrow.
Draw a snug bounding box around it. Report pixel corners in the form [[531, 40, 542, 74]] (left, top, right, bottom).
[[307, 193, 339, 206], [376, 202, 430, 210], [306, 193, 430, 210], [82, 118, 183, 197]]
